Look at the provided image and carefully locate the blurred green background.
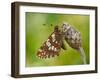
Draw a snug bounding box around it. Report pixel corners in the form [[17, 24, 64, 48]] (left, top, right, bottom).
[[25, 12, 90, 67]]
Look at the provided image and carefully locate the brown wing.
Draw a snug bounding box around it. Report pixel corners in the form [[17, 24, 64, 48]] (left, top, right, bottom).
[[37, 26, 63, 59]]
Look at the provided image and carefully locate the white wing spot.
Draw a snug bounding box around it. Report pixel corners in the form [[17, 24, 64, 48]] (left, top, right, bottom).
[[47, 39, 50, 42], [51, 34, 56, 42], [51, 34, 55, 38], [52, 39, 55, 42], [54, 48, 57, 52], [42, 52, 46, 55], [55, 41, 58, 44], [51, 46, 54, 51], [44, 52, 46, 55], [46, 41, 51, 47], [38, 54, 41, 57], [39, 49, 42, 52], [48, 46, 52, 50]]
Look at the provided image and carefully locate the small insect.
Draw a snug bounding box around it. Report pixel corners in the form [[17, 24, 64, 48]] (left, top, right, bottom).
[[43, 24, 53, 26], [43, 24, 46, 26], [37, 26, 66, 59]]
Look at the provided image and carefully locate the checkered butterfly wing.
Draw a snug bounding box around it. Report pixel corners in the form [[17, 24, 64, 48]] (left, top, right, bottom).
[[37, 26, 63, 59]]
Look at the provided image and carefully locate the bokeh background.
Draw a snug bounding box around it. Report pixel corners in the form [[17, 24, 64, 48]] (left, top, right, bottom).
[[25, 12, 90, 67]]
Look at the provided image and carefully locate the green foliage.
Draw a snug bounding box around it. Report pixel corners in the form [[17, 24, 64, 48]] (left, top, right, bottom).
[[26, 12, 89, 67]]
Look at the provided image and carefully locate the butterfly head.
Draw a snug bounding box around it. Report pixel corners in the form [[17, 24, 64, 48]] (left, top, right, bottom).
[[54, 25, 59, 32]]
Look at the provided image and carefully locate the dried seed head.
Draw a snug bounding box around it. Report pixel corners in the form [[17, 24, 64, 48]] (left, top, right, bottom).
[[62, 22, 70, 33], [62, 23, 82, 49]]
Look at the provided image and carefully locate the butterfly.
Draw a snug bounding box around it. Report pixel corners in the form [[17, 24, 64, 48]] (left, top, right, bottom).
[[37, 26, 67, 59]]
